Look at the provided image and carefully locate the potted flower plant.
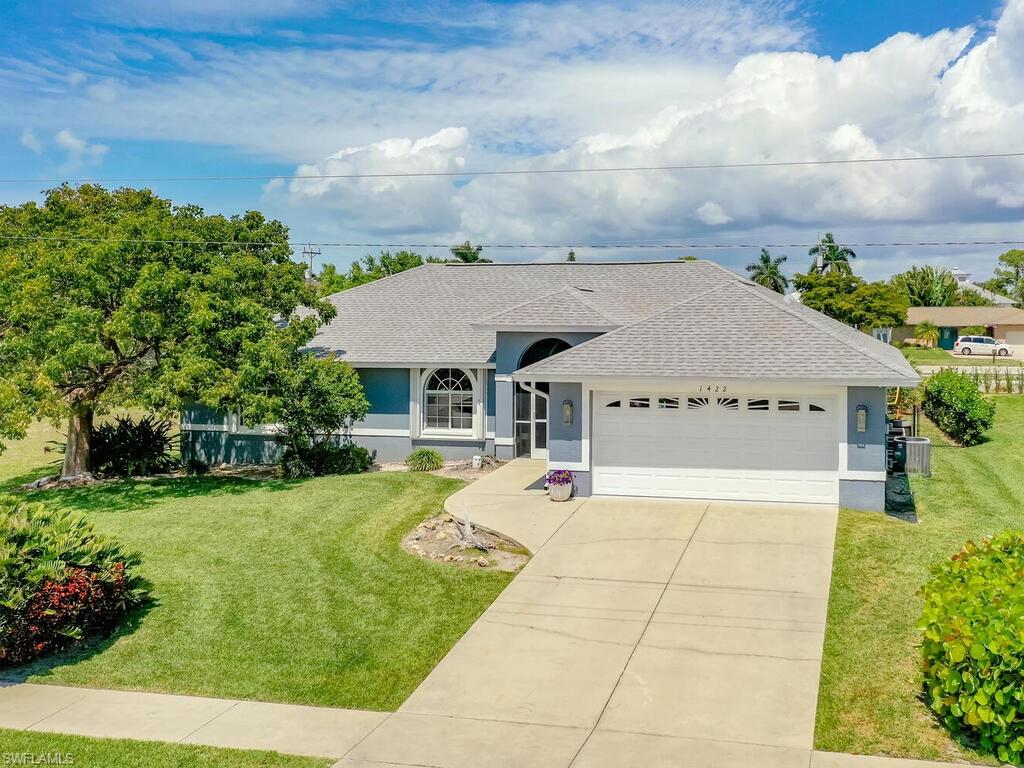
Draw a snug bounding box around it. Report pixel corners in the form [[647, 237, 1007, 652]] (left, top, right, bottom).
[[547, 469, 574, 502]]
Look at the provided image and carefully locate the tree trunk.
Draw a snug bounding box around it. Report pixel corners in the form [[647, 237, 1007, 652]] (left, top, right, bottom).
[[62, 407, 94, 478]]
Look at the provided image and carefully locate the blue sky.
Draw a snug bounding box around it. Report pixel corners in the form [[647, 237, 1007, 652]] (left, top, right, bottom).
[[1, 0, 1021, 279]]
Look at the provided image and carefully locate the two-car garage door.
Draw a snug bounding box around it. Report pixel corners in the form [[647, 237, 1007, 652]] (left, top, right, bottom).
[[592, 392, 839, 504]]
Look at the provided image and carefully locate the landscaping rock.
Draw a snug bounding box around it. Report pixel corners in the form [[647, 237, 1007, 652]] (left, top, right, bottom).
[[475, 556, 489, 568]]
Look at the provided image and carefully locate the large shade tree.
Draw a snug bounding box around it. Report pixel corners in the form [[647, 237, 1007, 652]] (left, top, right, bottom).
[[449, 241, 491, 263], [808, 233, 856, 274], [0, 185, 334, 477], [745, 249, 789, 293], [984, 249, 1024, 307], [792, 270, 908, 330]]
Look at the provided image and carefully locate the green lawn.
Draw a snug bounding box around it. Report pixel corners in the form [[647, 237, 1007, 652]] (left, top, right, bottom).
[[815, 396, 1024, 764], [0, 728, 329, 768], [1, 422, 513, 710], [902, 346, 1023, 367]]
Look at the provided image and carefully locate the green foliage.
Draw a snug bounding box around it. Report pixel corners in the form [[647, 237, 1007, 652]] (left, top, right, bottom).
[[405, 448, 444, 472], [792, 270, 908, 330], [0, 499, 150, 666], [987, 249, 1024, 307], [88, 415, 178, 477], [959, 325, 988, 336], [807, 232, 856, 274], [915, 321, 940, 346], [280, 442, 373, 479], [317, 250, 428, 296], [924, 369, 996, 445], [956, 289, 994, 307], [449, 241, 491, 263], [0, 185, 333, 474], [920, 532, 1024, 764], [745, 248, 789, 293], [891, 266, 958, 307]]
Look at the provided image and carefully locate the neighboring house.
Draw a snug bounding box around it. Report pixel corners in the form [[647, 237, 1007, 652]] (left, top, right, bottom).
[[894, 306, 1024, 349], [181, 261, 919, 511], [951, 267, 1014, 306]]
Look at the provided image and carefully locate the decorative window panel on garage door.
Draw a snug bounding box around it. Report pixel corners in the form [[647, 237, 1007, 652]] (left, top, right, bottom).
[[592, 392, 839, 504]]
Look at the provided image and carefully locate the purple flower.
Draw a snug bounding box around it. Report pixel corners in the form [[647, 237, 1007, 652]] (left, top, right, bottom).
[[547, 469, 574, 486]]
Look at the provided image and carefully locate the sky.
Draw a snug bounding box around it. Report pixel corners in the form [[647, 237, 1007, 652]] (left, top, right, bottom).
[[1, 0, 1022, 281]]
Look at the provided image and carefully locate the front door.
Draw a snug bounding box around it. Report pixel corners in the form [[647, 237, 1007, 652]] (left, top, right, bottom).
[[939, 327, 957, 350], [514, 382, 549, 459]]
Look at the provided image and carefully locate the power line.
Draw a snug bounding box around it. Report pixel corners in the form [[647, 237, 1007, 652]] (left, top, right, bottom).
[[1, 234, 1023, 250], [1, 150, 1022, 185]]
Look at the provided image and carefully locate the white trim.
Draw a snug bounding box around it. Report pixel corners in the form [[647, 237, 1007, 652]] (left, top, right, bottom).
[[409, 367, 421, 440], [837, 387, 849, 475], [413, 434, 486, 443], [514, 373, 918, 388], [346, 361, 496, 370], [494, 437, 514, 446], [474, 324, 616, 333], [420, 367, 478, 435], [494, 375, 514, 383], [549, 461, 589, 472], [181, 423, 230, 433], [475, 367, 487, 440], [580, 384, 593, 472], [485, 431, 496, 439], [840, 470, 886, 481], [347, 427, 410, 437]]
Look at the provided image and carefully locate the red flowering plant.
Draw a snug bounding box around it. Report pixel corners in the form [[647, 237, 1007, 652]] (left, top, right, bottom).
[[547, 469, 574, 486], [0, 499, 150, 667]]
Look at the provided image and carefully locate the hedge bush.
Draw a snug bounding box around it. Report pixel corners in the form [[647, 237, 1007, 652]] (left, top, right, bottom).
[[0, 499, 150, 668], [920, 531, 1024, 764], [406, 448, 444, 472], [923, 368, 996, 445], [280, 442, 374, 479]]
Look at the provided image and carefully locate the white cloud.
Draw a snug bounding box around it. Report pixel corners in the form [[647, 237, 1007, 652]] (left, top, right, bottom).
[[54, 129, 109, 169], [694, 202, 734, 226], [3, 0, 1024, 279], [19, 128, 42, 154]]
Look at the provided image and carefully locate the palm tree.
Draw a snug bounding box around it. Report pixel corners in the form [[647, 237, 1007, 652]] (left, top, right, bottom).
[[745, 249, 789, 293], [890, 266, 957, 306], [915, 320, 940, 348], [808, 233, 856, 274], [449, 241, 491, 263]]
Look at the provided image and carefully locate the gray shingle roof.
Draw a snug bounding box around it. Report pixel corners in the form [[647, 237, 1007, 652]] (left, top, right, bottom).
[[474, 287, 619, 329], [515, 276, 919, 385], [308, 259, 918, 385], [308, 261, 728, 364]]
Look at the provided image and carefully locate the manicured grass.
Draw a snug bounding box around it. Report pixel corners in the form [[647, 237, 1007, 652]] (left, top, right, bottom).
[[0, 728, 329, 768], [815, 396, 1024, 764], [902, 346, 1023, 367], [1, 423, 513, 710]]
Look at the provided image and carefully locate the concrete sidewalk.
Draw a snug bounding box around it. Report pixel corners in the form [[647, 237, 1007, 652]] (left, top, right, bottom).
[[0, 682, 386, 758]]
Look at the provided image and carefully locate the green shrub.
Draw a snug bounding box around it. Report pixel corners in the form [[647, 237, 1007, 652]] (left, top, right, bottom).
[[280, 442, 374, 479], [70, 415, 179, 477], [923, 369, 995, 446], [0, 499, 150, 668], [406, 448, 444, 472], [920, 532, 1024, 764]]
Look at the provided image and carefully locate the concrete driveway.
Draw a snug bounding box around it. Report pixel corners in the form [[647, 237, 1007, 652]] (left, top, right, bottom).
[[339, 487, 838, 768]]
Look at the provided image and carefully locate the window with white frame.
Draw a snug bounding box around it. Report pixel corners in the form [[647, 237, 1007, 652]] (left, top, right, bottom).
[[424, 368, 474, 431]]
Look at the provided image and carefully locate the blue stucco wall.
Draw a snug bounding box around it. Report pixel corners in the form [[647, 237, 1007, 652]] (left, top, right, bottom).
[[354, 367, 409, 431], [840, 479, 885, 511], [548, 381, 583, 464], [847, 386, 888, 472]]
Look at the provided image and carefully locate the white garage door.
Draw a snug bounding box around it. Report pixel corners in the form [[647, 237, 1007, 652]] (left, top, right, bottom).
[[592, 392, 839, 504]]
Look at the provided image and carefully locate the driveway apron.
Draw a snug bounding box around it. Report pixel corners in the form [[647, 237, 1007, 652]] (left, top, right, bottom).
[[338, 496, 838, 768]]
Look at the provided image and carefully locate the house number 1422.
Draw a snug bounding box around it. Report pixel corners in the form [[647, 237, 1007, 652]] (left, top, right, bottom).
[[697, 385, 728, 393]]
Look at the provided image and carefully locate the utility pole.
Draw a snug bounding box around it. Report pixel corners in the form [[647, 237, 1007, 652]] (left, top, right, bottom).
[[302, 244, 321, 279]]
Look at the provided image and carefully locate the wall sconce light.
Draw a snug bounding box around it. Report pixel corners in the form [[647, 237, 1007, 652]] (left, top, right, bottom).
[[856, 404, 868, 433], [562, 399, 574, 426]]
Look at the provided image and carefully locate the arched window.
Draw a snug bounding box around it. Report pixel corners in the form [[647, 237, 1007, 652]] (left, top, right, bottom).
[[424, 368, 474, 431]]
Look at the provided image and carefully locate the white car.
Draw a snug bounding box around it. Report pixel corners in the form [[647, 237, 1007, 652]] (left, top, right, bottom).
[[953, 335, 1014, 356]]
